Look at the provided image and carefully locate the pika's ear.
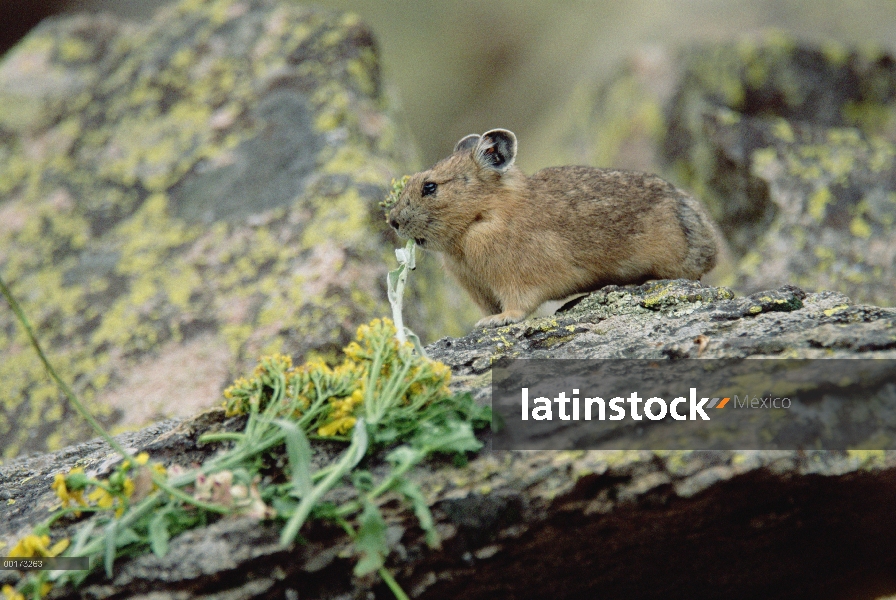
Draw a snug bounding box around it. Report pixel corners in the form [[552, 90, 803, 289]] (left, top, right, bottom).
[[473, 129, 517, 173], [454, 134, 480, 154]]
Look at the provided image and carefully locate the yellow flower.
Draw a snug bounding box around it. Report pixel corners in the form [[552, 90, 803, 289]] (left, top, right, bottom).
[[2, 584, 24, 600], [49, 538, 69, 556], [318, 416, 357, 437], [256, 353, 292, 375], [9, 535, 69, 558], [343, 341, 364, 361], [51, 468, 87, 508], [431, 361, 451, 380], [122, 477, 135, 498], [349, 388, 364, 406], [88, 478, 132, 517], [51, 473, 70, 503], [88, 487, 115, 510]]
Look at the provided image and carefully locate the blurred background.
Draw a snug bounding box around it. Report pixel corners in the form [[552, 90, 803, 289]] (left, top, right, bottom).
[[4, 0, 896, 172]]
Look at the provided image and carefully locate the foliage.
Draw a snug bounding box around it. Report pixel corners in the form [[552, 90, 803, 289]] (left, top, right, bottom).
[[1, 238, 490, 600]]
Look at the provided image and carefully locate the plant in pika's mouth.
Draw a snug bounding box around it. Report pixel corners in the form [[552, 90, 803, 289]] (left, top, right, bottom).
[[379, 175, 409, 217]]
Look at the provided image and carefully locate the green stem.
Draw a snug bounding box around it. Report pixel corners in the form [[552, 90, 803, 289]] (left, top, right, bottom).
[[335, 516, 410, 600], [331, 461, 418, 519], [377, 566, 411, 600], [42, 506, 105, 529], [197, 432, 245, 443], [0, 274, 131, 460], [150, 473, 231, 514]]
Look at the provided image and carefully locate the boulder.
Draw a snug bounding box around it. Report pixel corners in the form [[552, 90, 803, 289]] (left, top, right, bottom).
[[553, 35, 896, 306], [0, 0, 475, 458]]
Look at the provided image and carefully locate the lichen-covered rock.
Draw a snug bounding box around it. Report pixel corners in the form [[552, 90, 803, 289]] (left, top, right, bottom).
[[3, 281, 896, 599], [435, 280, 896, 451], [554, 34, 896, 306], [0, 0, 476, 458], [428, 280, 896, 375], [715, 115, 896, 304]]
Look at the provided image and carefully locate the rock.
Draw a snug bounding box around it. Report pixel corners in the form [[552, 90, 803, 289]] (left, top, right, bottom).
[[0, 0, 475, 458], [554, 34, 896, 306], [3, 281, 896, 599], [440, 280, 896, 451], [429, 280, 895, 369]]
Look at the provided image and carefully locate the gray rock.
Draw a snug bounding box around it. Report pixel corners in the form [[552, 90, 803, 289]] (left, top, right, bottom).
[[553, 35, 896, 306], [429, 280, 895, 371], [0, 0, 473, 458]]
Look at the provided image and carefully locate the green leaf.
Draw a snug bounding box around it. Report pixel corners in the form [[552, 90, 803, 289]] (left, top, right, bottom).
[[413, 420, 482, 455], [64, 471, 91, 490], [396, 478, 439, 548], [351, 470, 375, 492], [148, 511, 171, 557], [114, 527, 142, 547], [280, 418, 369, 546], [403, 328, 428, 358], [353, 499, 388, 577], [103, 520, 116, 578], [70, 520, 96, 556], [271, 495, 299, 516], [385, 446, 424, 470], [387, 240, 417, 346], [449, 392, 492, 427], [272, 418, 313, 498]]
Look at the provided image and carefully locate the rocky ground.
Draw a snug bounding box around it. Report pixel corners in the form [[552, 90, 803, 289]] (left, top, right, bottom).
[[2, 280, 896, 599]]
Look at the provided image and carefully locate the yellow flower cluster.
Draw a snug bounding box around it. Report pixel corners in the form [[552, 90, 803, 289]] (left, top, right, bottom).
[[49, 452, 159, 519], [51, 467, 87, 510], [2, 585, 24, 600], [318, 388, 364, 436], [222, 318, 453, 437], [3, 580, 52, 599], [8, 534, 69, 558]]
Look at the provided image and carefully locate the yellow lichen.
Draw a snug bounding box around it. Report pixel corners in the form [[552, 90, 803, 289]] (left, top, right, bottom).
[[808, 187, 833, 222], [849, 216, 872, 239]]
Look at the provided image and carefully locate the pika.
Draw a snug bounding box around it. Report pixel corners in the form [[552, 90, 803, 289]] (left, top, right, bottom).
[[388, 129, 718, 328]]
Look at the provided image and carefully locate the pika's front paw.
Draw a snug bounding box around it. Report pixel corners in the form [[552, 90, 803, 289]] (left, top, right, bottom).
[[475, 310, 526, 328]]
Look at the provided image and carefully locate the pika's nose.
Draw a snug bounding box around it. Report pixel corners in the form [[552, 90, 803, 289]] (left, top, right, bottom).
[[389, 216, 399, 230]]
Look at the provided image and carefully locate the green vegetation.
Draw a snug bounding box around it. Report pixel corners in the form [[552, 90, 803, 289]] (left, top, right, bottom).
[[379, 175, 410, 214], [0, 241, 489, 600]]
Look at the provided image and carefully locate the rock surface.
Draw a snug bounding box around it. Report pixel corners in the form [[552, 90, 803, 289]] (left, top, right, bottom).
[[555, 35, 896, 306], [0, 0, 475, 458], [2, 281, 896, 600], [429, 280, 896, 374]]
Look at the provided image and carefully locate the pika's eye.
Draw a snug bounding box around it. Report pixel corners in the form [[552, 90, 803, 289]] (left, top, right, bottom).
[[422, 181, 437, 196]]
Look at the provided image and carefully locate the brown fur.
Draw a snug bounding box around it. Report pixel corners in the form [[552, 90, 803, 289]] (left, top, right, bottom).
[[388, 129, 719, 328]]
